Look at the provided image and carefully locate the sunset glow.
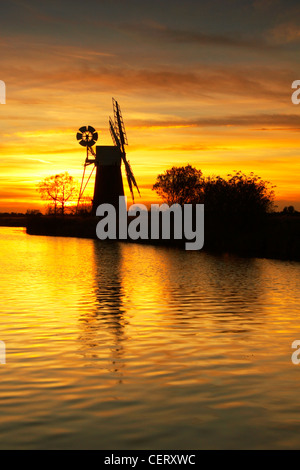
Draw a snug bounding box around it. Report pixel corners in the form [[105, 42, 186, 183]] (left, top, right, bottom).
[[1, 0, 300, 211], [1, 1, 300, 453]]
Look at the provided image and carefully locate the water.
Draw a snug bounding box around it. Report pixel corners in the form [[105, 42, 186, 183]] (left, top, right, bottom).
[[0, 227, 300, 449]]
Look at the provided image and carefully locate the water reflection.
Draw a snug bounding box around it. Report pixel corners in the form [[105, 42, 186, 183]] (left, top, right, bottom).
[[119, 245, 267, 336], [76, 242, 272, 387], [78, 241, 127, 380], [77, 242, 271, 364], [2, 228, 300, 449]]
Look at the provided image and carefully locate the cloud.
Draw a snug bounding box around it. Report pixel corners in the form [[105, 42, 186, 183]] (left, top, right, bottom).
[[0, 30, 291, 111], [269, 22, 300, 44], [1, 57, 290, 105], [116, 21, 272, 50], [253, 0, 280, 11], [128, 113, 300, 130]]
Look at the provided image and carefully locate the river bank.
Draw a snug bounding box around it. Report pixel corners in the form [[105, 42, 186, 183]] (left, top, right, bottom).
[[0, 216, 27, 227], [23, 213, 300, 262]]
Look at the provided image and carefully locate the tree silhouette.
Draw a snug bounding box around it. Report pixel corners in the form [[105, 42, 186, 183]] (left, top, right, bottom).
[[202, 171, 275, 217], [283, 205, 297, 215], [152, 164, 203, 205], [37, 172, 78, 215], [153, 166, 275, 218]]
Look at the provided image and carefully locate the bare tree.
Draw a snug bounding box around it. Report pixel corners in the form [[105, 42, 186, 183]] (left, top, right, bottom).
[[37, 172, 78, 215]]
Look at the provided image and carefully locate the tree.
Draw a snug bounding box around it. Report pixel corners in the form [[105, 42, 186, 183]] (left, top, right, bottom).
[[152, 166, 275, 218], [71, 196, 93, 216], [26, 209, 42, 217], [152, 164, 203, 205], [37, 172, 78, 215], [202, 171, 276, 217], [283, 205, 296, 215]]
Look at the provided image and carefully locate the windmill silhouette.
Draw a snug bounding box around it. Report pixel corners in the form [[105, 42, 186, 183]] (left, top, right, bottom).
[[76, 98, 140, 214]]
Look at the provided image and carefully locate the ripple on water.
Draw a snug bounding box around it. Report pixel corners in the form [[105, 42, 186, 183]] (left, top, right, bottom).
[[0, 228, 300, 449]]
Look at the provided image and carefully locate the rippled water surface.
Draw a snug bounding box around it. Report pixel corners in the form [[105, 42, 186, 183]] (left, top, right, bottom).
[[1, 227, 300, 449]]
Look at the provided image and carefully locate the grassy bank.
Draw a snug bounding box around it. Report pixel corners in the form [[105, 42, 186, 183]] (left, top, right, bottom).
[[204, 213, 300, 261], [0, 216, 27, 227], [24, 213, 300, 262]]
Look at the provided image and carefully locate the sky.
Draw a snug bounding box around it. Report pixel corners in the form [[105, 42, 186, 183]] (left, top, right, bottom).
[[0, 0, 300, 211]]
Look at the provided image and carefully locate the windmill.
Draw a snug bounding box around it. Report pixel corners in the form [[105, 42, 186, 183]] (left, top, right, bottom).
[[76, 99, 140, 214]]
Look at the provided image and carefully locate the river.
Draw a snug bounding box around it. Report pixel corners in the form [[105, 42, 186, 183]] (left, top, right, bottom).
[[0, 227, 300, 449]]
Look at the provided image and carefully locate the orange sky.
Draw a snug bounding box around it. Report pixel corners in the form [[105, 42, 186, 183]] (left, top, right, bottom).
[[1, 0, 300, 212]]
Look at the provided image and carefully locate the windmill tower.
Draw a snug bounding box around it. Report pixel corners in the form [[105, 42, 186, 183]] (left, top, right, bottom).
[[76, 98, 140, 214]]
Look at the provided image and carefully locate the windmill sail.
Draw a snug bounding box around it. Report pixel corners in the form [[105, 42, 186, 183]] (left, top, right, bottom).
[[113, 98, 128, 149], [109, 117, 120, 148], [110, 98, 140, 201]]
